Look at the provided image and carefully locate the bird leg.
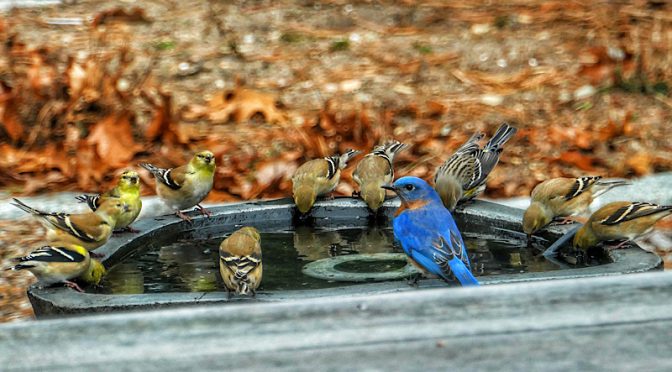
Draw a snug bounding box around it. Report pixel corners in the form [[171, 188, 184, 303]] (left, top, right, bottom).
[[607, 240, 631, 250], [116, 226, 140, 233], [90, 251, 104, 259], [64, 281, 84, 293], [195, 204, 212, 217], [407, 273, 422, 287], [176, 210, 192, 222]]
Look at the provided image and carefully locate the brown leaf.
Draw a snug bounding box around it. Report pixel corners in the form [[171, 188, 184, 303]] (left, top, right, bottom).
[[87, 112, 141, 167], [207, 87, 287, 125], [626, 152, 653, 176], [557, 151, 597, 171]]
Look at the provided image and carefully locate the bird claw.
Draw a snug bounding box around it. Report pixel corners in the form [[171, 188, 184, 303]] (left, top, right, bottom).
[[407, 273, 421, 287], [606, 240, 631, 250], [176, 211, 193, 222], [90, 251, 104, 259], [196, 204, 212, 218], [115, 226, 140, 234], [64, 280, 84, 293]]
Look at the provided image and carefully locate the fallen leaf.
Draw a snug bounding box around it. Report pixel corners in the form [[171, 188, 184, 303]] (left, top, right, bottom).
[[87, 112, 141, 167]]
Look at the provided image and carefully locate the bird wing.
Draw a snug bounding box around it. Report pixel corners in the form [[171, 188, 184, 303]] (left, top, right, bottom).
[[50, 213, 107, 243], [562, 176, 601, 200], [140, 163, 186, 190], [599, 202, 672, 226], [15, 245, 87, 264], [430, 235, 479, 286]]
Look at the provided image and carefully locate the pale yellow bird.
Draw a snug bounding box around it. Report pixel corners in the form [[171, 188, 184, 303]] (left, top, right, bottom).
[[574, 201, 672, 250], [76, 170, 143, 232], [140, 150, 216, 221], [11, 198, 128, 251], [292, 149, 360, 214], [353, 141, 408, 212], [219, 226, 263, 297]]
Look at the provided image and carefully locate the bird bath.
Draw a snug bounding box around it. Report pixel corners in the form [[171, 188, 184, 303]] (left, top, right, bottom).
[[27, 198, 661, 317]]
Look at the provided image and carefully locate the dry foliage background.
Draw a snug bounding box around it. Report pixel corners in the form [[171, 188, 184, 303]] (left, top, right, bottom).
[[1, 0, 672, 322]]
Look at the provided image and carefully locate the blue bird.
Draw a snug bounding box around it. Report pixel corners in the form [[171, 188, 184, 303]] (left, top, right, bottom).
[[382, 176, 479, 286]]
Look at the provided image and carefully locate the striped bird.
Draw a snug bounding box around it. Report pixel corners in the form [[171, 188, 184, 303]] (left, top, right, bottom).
[[7, 244, 105, 292], [76, 170, 143, 232], [11, 198, 128, 251], [292, 149, 361, 214], [140, 151, 215, 221], [383, 177, 479, 286], [434, 123, 517, 211], [523, 176, 629, 236], [574, 201, 672, 250], [353, 141, 408, 212], [219, 226, 263, 297]]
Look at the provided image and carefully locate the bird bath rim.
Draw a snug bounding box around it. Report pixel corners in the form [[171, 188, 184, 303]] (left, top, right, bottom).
[[27, 198, 662, 317]]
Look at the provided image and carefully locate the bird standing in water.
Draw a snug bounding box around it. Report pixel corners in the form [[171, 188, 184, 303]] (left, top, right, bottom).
[[140, 151, 216, 221], [523, 176, 629, 237], [219, 226, 263, 297], [76, 170, 143, 233], [383, 177, 479, 286], [353, 141, 408, 213], [434, 123, 517, 211], [292, 149, 360, 214]]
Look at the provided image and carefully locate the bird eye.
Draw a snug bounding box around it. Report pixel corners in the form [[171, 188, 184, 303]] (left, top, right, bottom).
[[405, 185, 414, 191]]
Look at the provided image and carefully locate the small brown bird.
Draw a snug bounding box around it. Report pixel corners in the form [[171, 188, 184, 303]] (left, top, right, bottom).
[[523, 176, 629, 236], [574, 201, 672, 250], [140, 150, 216, 221], [219, 226, 263, 297], [11, 198, 128, 251], [292, 149, 360, 214], [353, 141, 408, 212], [434, 123, 517, 211]]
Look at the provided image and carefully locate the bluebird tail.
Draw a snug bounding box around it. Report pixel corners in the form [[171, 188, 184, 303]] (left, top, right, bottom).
[[448, 259, 480, 286]]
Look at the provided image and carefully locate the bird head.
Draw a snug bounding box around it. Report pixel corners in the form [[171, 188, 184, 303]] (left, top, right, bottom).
[[294, 185, 317, 214], [361, 183, 386, 212], [81, 259, 106, 286], [382, 176, 441, 204], [573, 225, 598, 251], [522, 202, 553, 236], [238, 226, 261, 242], [191, 151, 216, 172], [118, 170, 140, 192]]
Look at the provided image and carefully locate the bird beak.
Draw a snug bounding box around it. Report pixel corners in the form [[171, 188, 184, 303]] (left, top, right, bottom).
[[130, 176, 139, 184], [381, 185, 397, 193], [122, 203, 130, 213]]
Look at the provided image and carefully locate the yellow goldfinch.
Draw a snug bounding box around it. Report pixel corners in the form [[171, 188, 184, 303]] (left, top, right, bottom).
[[7, 244, 94, 292], [140, 150, 216, 221], [434, 123, 517, 211], [79, 258, 107, 286], [11, 198, 129, 251], [219, 226, 262, 297], [353, 141, 408, 212], [292, 149, 360, 214], [574, 201, 672, 250], [523, 176, 629, 236], [76, 170, 143, 232]]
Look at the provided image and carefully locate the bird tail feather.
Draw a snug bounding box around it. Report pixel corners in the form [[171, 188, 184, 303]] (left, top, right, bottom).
[[75, 194, 99, 211], [485, 123, 517, 150], [448, 259, 480, 286], [10, 198, 43, 216]]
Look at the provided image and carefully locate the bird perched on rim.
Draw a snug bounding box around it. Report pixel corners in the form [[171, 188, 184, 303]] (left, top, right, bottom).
[[219, 226, 263, 297], [11, 198, 129, 251], [6, 244, 106, 292], [76, 170, 143, 233], [523, 176, 630, 237], [353, 141, 408, 213], [292, 149, 361, 214], [139, 150, 216, 221], [434, 123, 517, 211], [383, 176, 479, 286], [574, 201, 672, 251]]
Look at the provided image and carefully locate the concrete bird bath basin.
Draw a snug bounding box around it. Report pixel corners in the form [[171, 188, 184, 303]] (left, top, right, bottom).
[[27, 198, 661, 317]]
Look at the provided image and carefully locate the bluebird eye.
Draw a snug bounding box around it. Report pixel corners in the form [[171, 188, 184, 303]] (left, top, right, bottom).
[[405, 185, 414, 191]]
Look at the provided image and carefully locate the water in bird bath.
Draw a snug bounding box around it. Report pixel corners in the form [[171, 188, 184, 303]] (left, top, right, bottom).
[[93, 225, 607, 294]]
